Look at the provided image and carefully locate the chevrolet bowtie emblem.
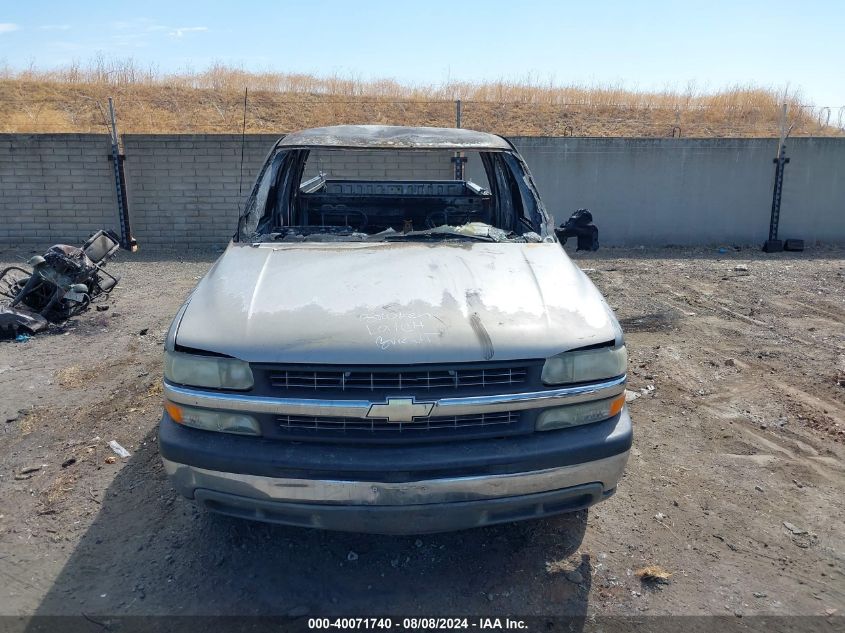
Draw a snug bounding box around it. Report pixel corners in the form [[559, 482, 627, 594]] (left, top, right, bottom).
[[366, 397, 436, 423]]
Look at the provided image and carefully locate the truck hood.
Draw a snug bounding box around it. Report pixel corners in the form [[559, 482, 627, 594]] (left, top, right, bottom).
[[175, 242, 620, 364]]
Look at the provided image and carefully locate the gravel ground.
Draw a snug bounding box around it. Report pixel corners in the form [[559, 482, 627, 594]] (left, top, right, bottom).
[[0, 245, 843, 624]]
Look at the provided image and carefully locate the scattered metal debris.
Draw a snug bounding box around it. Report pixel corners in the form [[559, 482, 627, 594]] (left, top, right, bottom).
[[783, 521, 807, 535], [0, 309, 47, 337], [15, 465, 43, 480], [626, 385, 656, 402], [108, 440, 131, 458]]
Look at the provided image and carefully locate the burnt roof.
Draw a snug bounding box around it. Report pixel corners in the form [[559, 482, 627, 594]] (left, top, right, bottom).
[[276, 125, 512, 150]]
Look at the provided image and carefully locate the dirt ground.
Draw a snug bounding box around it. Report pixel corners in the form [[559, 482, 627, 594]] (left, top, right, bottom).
[[0, 245, 843, 625]]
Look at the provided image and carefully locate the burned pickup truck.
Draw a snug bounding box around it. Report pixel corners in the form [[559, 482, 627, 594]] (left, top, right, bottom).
[[159, 125, 629, 533]]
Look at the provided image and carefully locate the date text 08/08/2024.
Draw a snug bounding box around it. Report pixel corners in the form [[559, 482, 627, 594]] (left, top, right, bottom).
[[307, 618, 529, 630]]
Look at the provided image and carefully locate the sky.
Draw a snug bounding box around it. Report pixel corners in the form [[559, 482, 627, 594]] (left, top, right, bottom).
[[0, 0, 842, 106]]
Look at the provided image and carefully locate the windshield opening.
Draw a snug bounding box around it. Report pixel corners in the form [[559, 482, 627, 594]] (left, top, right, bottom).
[[238, 146, 548, 243]]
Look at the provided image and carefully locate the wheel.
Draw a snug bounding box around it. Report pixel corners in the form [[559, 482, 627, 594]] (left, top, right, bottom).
[[0, 267, 31, 300]]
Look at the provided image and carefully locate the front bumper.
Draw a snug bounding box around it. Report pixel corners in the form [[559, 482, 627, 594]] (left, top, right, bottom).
[[159, 407, 631, 533]]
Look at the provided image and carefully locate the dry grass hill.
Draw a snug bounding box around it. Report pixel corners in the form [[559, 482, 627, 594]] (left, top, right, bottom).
[[1, 60, 842, 137]]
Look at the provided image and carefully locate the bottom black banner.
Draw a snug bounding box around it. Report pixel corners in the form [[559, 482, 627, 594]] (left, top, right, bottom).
[[0, 616, 841, 633]]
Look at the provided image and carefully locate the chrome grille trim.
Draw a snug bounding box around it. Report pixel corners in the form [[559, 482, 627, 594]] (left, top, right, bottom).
[[267, 366, 529, 392], [163, 375, 627, 419], [277, 411, 518, 433]]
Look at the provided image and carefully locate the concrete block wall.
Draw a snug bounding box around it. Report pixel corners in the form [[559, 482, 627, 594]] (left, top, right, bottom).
[[511, 137, 845, 245], [0, 134, 118, 245], [0, 133, 843, 249], [122, 134, 279, 246], [778, 138, 845, 244]]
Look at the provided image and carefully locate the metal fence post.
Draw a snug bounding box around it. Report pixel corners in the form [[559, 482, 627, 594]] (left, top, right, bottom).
[[763, 103, 791, 253], [107, 98, 137, 251], [451, 99, 466, 179]]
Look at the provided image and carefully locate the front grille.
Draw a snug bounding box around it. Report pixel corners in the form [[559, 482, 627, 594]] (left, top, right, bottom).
[[255, 361, 541, 442], [277, 411, 518, 433], [267, 366, 528, 392]]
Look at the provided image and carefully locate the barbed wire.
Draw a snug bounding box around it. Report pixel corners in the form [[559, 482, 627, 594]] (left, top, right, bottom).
[[0, 96, 842, 110]]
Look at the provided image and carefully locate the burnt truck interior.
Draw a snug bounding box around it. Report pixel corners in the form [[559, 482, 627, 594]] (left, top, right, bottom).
[[237, 147, 551, 243]]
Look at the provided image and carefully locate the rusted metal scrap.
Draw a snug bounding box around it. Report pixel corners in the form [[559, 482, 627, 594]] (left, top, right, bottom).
[[0, 229, 122, 338], [0, 306, 48, 336]]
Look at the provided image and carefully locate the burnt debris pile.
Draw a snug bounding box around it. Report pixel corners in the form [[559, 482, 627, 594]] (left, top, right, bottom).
[[0, 229, 122, 339]]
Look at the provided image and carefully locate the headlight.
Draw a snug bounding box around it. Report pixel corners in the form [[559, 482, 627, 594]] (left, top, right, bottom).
[[165, 401, 261, 435], [541, 345, 627, 385], [164, 351, 254, 390], [536, 394, 625, 431]]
